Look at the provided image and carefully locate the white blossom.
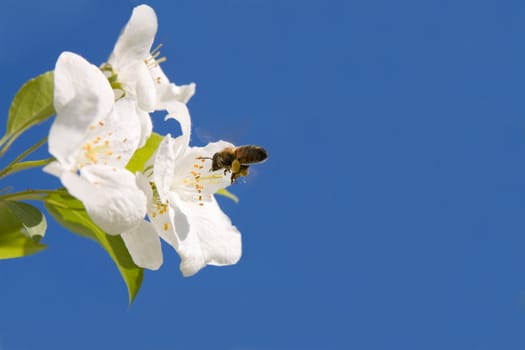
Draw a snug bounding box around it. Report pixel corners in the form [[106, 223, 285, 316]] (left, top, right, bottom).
[[145, 106, 241, 276], [105, 4, 196, 146], [44, 51, 162, 270]]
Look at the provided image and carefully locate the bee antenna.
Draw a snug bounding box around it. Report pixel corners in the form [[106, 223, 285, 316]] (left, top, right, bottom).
[[196, 156, 212, 160]]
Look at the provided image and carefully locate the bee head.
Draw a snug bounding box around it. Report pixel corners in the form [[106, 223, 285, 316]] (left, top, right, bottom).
[[210, 153, 222, 171]]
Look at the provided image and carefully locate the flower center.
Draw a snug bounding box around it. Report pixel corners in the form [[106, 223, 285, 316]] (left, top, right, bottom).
[[76, 121, 121, 170], [147, 181, 171, 231], [181, 158, 223, 206], [143, 44, 168, 85], [144, 44, 167, 68]]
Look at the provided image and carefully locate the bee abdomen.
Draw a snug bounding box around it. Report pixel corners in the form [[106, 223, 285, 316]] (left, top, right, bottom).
[[235, 145, 268, 164]]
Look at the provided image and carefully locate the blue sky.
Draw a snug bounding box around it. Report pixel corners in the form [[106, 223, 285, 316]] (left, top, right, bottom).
[[1, 0, 525, 349]]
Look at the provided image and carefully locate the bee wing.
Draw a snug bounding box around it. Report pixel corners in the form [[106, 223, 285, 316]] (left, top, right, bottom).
[[238, 159, 265, 165], [195, 120, 251, 145]]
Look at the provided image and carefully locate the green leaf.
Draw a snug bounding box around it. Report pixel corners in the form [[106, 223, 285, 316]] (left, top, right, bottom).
[[126, 132, 163, 173], [44, 190, 143, 304], [216, 188, 239, 203], [0, 200, 47, 259], [0, 231, 47, 259], [4, 201, 47, 241], [6, 71, 55, 137]]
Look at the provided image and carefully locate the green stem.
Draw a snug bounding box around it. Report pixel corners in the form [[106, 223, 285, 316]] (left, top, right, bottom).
[[0, 189, 59, 202], [0, 129, 23, 157], [0, 133, 10, 151], [12, 137, 48, 163], [0, 137, 51, 179], [0, 158, 54, 179], [0, 158, 54, 180]]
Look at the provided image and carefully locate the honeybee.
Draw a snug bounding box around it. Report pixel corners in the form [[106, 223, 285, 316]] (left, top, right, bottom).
[[204, 145, 268, 183]]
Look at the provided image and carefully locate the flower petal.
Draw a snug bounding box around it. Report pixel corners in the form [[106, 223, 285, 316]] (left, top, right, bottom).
[[105, 98, 143, 164], [134, 62, 158, 113], [54, 51, 113, 114], [61, 165, 147, 235], [74, 98, 142, 169], [135, 101, 153, 147], [50, 52, 114, 168], [165, 101, 192, 138], [42, 161, 63, 178], [167, 192, 242, 277], [108, 5, 157, 72], [153, 135, 188, 204], [148, 63, 196, 106], [171, 140, 234, 198], [121, 220, 163, 270], [148, 199, 179, 250]]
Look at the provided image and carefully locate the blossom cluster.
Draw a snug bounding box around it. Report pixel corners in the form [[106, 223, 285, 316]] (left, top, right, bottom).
[[44, 5, 242, 276]]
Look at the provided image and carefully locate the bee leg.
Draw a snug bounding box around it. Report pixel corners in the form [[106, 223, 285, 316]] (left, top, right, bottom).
[[239, 165, 249, 177], [231, 159, 241, 173]]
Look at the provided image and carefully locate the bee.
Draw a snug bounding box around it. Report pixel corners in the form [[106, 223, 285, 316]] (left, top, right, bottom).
[[204, 145, 268, 183]]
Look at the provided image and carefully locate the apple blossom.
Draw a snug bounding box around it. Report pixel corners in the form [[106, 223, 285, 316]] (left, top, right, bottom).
[[140, 105, 241, 276], [44, 51, 162, 270], [102, 4, 195, 147]]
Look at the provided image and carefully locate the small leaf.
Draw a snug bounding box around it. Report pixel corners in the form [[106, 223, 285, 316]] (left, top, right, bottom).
[[126, 132, 163, 173], [216, 188, 239, 203], [0, 200, 47, 259], [7, 71, 55, 137], [0, 231, 47, 259], [44, 190, 143, 304], [5, 201, 47, 241], [0, 200, 22, 232]]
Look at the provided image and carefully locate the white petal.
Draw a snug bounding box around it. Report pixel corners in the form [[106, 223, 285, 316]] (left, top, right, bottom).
[[148, 199, 179, 251], [121, 220, 163, 270], [61, 165, 147, 235], [108, 5, 157, 72], [166, 82, 196, 104], [168, 193, 242, 277], [165, 101, 192, 138], [148, 63, 196, 106], [50, 52, 114, 168], [136, 172, 154, 204], [42, 161, 63, 178], [54, 52, 113, 114], [134, 63, 157, 113], [153, 135, 188, 203], [137, 171, 180, 251], [104, 98, 143, 164], [135, 102, 153, 148], [171, 140, 234, 198], [75, 98, 142, 169]]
